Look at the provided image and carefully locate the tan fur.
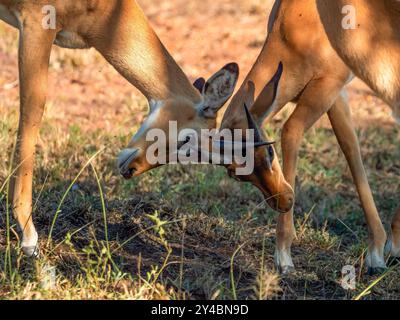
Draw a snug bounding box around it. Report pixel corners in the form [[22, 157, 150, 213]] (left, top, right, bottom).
[[0, 0, 211, 255], [317, 0, 400, 120], [122, 97, 212, 174], [317, 0, 400, 259], [222, 0, 389, 272], [1, 0, 261, 256]]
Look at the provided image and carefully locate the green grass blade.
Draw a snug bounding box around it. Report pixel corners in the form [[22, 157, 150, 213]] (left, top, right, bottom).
[[90, 163, 109, 252], [47, 148, 104, 246], [230, 242, 247, 300], [353, 264, 399, 300]]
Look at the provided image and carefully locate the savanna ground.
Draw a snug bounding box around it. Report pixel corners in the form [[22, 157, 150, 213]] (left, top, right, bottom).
[[0, 0, 399, 300]]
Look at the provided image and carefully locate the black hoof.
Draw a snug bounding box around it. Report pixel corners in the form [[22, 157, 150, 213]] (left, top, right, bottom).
[[367, 267, 387, 276], [22, 245, 40, 258]]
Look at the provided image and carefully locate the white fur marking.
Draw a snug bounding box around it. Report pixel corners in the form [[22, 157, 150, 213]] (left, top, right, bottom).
[[372, 58, 398, 101], [274, 248, 294, 269], [131, 100, 164, 143], [118, 148, 140, 171], [365, 248, 386, 269], [21, 230, 38, 248]]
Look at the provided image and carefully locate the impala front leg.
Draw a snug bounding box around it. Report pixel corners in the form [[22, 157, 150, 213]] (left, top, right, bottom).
[[276, 78, 344, 274], [11, 17, 56, 257], [328, 95, 387, 274]]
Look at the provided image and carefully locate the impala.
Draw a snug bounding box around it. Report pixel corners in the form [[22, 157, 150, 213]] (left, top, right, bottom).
[[0, 0, 293, 258], [316, 0, 400, 261], [221, 0, 399, 274]]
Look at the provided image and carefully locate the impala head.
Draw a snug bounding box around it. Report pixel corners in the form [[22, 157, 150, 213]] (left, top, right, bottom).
[[220, 63, 294, 213], [118, 63, 240, 178]]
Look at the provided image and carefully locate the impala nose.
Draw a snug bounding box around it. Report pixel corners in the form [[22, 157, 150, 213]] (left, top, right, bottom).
[[267, 193, 294, 213], [118, 148, 140, 179], [266, 185, 294, 213]]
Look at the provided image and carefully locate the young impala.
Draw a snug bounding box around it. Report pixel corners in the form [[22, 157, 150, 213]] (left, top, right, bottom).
[[0, 0, 293, 257], [221, 0, 399, 274], [316, 0, 400, 261]]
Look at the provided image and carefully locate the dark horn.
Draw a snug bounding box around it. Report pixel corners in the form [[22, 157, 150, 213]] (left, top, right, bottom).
[[244, 103, 263, 143], [254, 141, 276, 148], [214, 140, 275, 150], [214, 104, 275, 150]]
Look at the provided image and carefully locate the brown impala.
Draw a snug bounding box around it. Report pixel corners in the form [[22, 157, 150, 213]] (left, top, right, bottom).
[[0, 0, 293, 258], [221, 0, 399, 274], [316, 0, 400, 262]]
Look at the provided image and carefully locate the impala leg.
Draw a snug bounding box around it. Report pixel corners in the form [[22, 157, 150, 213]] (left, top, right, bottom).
[[328, 95, 387, 274], [11, 19, 56, 257], [276, 79, 341, 274], [387, 209, 400, 259]]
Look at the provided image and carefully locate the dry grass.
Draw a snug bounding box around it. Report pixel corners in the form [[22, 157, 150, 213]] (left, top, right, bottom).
[[1, 0, 399, 300]]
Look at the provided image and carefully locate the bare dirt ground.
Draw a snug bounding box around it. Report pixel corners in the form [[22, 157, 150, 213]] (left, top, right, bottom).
[[0, 0, 399, 300]]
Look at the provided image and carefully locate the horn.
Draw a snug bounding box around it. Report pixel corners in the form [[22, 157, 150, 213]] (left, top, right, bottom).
[[213, 140, 275, 150], [254, 141, 276, 147], [244, 103, 263, 143], [212, 104, 275, 151]]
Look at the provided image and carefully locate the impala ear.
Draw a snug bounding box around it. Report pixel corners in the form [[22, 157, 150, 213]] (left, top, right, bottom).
[[199, 63, 239, 119], [193, 77, 206, 93], [251, 62, 283, 121]]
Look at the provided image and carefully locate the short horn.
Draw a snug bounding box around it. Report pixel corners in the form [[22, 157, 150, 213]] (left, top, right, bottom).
[[244, 104, 276, 147], [213, 140, 275, 150], [244, 103, 263, 143], [254, 141, 276, 147]]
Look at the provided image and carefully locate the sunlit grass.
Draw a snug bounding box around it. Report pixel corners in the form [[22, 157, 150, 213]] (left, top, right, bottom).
[[0, 98, 399, 299]]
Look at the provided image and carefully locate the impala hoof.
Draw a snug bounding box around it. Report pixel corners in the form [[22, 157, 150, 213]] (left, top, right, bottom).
[[367, 267, 387, 276], [385, 238, 400, 257], [280, 265, 296, 276], [22, 245, 40, 258]]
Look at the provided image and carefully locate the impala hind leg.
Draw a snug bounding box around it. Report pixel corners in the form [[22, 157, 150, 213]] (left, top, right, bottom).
[[276, 78, 342, 274], [386, 209, 400, 259], [11, 18, 56, 257], [328, 95, 387, 274]]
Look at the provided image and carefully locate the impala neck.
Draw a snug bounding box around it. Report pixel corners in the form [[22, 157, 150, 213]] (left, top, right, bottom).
[[95, 0, 201, 103]]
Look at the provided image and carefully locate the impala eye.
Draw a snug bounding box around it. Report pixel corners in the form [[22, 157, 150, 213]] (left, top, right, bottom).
[[267, 145, 274, 162]]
